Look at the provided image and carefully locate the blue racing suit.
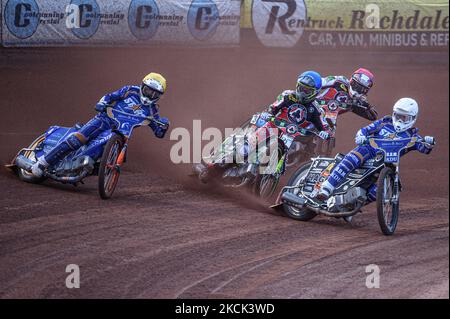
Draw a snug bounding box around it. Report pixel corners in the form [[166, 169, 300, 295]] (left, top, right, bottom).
[[326, 116, 433, 202], [44, 85, 170, 166]]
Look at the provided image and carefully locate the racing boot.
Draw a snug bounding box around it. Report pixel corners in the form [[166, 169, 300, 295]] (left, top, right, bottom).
[[30, 157, 49, 178], [315, 180, 335, 202], [192, 163, 210, 184]]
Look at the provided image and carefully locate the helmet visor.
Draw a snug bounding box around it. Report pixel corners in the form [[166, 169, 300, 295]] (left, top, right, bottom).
[[393, 112, 414, 123], [297, 83, 315, 96], [142, 85, 162, 101], [350, 79, 370, 96], [296, 77, 317, 100]]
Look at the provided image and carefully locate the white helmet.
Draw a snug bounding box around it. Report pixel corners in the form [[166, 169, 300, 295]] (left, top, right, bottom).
[[392, 98, 419, 132]]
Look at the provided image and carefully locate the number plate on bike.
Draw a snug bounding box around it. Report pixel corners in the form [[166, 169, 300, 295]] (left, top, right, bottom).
[[385, 152, 400, 163]]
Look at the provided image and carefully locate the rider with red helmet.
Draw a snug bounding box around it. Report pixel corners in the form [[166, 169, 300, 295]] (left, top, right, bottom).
[[318, 68, 378, 121]]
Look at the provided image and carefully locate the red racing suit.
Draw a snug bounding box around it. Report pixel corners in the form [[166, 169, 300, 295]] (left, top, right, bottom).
[[317, 76, 378, 122]]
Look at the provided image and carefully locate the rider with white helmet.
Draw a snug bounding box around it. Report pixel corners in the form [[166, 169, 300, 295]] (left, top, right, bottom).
[[392, 97, 419, 133], [316, 97, 436, 202]]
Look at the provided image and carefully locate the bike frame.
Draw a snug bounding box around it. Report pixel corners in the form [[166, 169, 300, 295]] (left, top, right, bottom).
[[14, 107, 164, 183], [368, 137, 418, 204]]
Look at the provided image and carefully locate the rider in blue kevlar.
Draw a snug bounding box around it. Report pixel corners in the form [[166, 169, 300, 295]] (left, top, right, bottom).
[[31, 73, 170, 178], [316, 98, 436, 202]]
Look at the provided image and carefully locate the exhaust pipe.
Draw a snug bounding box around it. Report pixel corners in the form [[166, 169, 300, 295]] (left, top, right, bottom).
[[281, 191, 363, 217], [15, 155, 35, 172], [15, 155, 92, 184], [310, 204, 363, 218], [47, 171, 90, 184]]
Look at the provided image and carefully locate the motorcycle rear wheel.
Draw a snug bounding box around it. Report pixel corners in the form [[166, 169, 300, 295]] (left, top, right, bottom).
[[98, 134, 124, 200], [377, 167, 399, 235], [283, 161, 317, 221]]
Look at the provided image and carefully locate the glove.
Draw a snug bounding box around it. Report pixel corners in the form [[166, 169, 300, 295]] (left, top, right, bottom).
[[355, 130, 367, 145], [352, 98, 370, 109], [318, 131, 330, 140], [95, 102, 108, 113], [153, 117, 170, 138], [260, 112, 272, 121], [424, 136, 436, 146], [157, 117, 170, 129]]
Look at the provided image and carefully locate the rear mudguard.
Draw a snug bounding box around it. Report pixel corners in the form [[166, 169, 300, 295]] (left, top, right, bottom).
[[6, 133, 47, 171]]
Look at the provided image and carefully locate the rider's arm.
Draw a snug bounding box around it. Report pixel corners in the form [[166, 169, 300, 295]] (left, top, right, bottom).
[[411, 130, 434, 154], [322, 75, 347, 89], [310, 101, 330, 133], [148, 104, 170, 139], [268, 91, 290, 115], [359, 116, 390, 137], [351, 99, 379, 121], [96, 86, 138, 112]]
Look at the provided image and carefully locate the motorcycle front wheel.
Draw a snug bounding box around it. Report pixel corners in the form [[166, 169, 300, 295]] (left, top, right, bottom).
[[254, 174, 280, 198], [98, 134, 124, 200], [376, 167, 399, 235]]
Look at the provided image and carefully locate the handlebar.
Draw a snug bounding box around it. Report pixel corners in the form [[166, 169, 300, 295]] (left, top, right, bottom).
[[106, 106, 168, 128], [352, 98, 371, 109], [367, 136, 434, 145], [257, 112, 323, 137]]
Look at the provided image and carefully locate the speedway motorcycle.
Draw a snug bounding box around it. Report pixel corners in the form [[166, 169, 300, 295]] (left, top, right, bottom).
[[8, 107, 167, 199], [273, 136, 431, 235], [192, 110, 327, 198]]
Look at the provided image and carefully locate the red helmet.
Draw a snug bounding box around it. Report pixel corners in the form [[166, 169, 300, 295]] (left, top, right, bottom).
[[349, 68, 374, 98]]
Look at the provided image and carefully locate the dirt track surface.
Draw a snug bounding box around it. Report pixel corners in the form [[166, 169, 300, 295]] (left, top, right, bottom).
[[0, 47, 448, 298]]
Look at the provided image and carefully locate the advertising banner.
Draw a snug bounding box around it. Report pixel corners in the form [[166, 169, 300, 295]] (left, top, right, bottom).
[[243, 0, 449, 49], [1, 0, 241, 47]]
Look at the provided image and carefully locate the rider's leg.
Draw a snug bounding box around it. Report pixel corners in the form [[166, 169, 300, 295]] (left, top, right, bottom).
[[366, 184, 377, 203], [317, 145, 375, 199], [31, 116, 111, 177]]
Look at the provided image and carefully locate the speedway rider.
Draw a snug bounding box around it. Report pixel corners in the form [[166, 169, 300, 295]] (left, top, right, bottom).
[[265, 70, 332, 139], [268, 70, 334, 161], [318, 68, 378, 123], [31, 73, 170, 178], [316, 98, 436, 202], [196, 71, 331, 182]]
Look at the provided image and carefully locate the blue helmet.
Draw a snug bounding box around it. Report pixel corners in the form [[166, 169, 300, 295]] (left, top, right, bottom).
[[296, 71, 322, 102]]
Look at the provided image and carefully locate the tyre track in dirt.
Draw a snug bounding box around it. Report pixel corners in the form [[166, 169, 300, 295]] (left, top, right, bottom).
[[0, 170, 447, 298]]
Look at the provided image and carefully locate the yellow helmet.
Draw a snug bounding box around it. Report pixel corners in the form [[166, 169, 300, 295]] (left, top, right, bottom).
[[140, 73, 167, 105]]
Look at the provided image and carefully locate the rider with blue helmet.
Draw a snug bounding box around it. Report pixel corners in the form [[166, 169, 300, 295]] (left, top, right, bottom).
[[194, 71, 331, 183], [267, 70, 331, 141], [296, 71, 323, 103]]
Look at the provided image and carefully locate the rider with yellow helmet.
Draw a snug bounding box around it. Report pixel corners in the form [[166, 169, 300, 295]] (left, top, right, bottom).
[[31, 73, 170, 178]]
